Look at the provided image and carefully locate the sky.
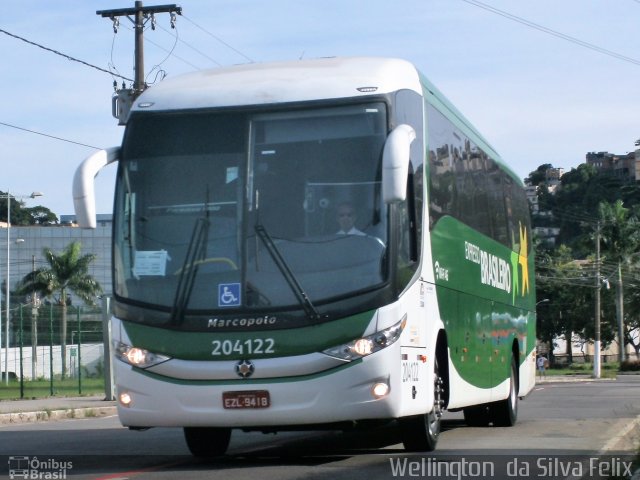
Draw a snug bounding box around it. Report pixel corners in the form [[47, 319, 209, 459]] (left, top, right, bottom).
[[1, 0, 639, 218]]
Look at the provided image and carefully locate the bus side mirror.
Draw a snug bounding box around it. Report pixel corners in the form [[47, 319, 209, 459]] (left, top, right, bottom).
[[72, 147, 120, 228], [382, 124, 416, 204]]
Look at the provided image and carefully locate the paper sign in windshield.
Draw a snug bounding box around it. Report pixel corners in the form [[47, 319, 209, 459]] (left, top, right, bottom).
[[133, 250, 169, 276]]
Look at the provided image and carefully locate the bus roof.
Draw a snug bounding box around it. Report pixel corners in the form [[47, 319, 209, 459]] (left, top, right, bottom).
[[132, 57, 422, 112], [131, 56, 521, 185]]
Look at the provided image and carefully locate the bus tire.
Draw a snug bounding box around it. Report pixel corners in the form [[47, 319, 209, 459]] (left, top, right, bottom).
[[399, 359, 443, 451], [490, 357, 518, 427], [184, 427, 231, 457]]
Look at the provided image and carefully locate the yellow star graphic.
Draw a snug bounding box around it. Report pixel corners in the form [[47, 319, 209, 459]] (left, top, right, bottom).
[[518, 222, 529, 296]]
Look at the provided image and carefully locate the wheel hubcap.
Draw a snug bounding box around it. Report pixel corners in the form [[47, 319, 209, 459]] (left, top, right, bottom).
[[429, 374, 444, 433]]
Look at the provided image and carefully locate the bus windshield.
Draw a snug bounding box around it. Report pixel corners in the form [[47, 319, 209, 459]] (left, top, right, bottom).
[[114, 103, 389, 319]]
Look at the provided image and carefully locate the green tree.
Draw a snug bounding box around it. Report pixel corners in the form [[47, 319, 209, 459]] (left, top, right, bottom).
[[598, 200, 640, 362], [16, 242, 102, 377], [624, 284, 640, 360], [0, 192, 58, 225], [552, 165, 624, 250], [525, 164, 553, 187], [24, 206, 58, 225], [535, 245, 594, 364], [529, 162, 640, 363]]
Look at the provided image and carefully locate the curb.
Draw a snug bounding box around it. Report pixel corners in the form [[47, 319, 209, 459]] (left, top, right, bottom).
[[536, 375, 617, 383], [0, 406, 117, 425]]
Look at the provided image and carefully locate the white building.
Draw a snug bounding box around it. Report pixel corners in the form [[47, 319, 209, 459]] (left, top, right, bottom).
[[2, 215, 112, 304]]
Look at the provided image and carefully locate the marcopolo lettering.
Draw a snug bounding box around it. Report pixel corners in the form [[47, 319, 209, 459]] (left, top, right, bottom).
[[208, 316, 277, 328]]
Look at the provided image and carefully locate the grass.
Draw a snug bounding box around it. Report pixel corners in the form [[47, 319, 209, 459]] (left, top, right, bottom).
[[0, 377, 105, 401], [546, 362, 619, 378]]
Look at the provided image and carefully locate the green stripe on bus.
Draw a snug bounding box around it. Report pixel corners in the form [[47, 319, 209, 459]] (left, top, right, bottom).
[[122, 310, 375, 360], [133, 357, 362, 385]]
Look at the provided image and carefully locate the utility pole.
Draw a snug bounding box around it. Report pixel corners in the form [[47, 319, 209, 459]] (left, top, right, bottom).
[[31, 254, 38, 381], [616, 263, 625, 364], [97, 2, 182, 124], [593, 221, 601, 379]]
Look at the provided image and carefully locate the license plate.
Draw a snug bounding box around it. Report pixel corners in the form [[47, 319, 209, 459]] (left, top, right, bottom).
[[222, 390, 270, 409]]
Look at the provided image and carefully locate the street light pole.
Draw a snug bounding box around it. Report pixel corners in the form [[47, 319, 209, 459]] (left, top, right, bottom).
[[3, 191, 43, 385], [594, 221, 601, 379], [3, 194, 6, 383], [0, 195, 5, 382]]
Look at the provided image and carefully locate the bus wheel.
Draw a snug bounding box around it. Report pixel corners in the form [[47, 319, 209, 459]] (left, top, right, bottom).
[[490, 357, 518, 427], [400, 359, 444, 451], [184, 427, 231, 457]]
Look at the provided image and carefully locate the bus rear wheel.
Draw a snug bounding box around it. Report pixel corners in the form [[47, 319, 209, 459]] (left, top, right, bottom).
[[490, 357, 518, 427], [463, 356, 518, 427], [400, 360, 444, 451], [184, 427, 231, 457]]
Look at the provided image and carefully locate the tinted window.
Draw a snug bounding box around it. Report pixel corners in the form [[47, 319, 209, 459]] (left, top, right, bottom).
[[427, 104, 530, 252]]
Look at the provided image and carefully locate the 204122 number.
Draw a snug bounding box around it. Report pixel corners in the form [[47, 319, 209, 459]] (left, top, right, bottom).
[[211, 338, 275, 356]]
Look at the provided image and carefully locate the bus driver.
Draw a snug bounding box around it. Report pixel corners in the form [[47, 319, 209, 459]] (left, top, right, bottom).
[[336, 202, 366, 236]]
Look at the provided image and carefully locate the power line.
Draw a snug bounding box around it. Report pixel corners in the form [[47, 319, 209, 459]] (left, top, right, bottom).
[[534, 202, 639, 227], [461, 0, 640, 67], [97, 2, 182, 95], [115, 13, 251, 73], [144, 22, 180, 84], [120, 22, 202, 72], [0, 121, 100, 149], [181, 14, 255, 64], [0, 28, 134, 82], [156, 22, 222, 67]]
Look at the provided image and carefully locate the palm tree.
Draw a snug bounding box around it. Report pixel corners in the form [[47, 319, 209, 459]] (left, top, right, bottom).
[[598, 200, 640, 363], [17, 242, 102, 378]]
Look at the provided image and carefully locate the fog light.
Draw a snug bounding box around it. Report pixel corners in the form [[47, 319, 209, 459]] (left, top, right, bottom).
[[372, 382, 390, 399], [119, 392, 133, 407]]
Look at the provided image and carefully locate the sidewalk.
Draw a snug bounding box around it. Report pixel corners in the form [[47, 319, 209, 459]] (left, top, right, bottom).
[[537, 374, 605, 383], [0, 395, 117, 425], [536, 374, 619, 383]]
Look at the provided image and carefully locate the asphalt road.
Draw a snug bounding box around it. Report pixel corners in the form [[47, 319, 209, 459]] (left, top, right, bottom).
[[1, 376, 639, 480]]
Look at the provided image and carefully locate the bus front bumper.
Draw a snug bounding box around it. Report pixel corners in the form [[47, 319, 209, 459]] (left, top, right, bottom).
[[114, 347, 405, 428]]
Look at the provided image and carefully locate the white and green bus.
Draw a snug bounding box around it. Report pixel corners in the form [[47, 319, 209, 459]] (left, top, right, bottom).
[[73, 57, 536, 456]]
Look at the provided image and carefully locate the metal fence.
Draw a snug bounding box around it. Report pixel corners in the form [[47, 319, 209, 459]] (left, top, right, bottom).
[[0, 299, 111, 399]]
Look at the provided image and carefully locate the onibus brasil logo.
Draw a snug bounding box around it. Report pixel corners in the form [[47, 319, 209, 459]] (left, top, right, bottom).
[[8, 456, 72, 479], [464, 222, 530, 303]]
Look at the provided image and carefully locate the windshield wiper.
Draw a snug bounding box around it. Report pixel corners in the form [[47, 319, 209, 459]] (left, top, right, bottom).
[[170, 216, 209, 325], [254, 224, 322, 321]]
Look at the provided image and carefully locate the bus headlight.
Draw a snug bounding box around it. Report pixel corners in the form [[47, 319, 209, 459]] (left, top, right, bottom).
[[114, 341, 171, 369], [323, 315, 406, 361]]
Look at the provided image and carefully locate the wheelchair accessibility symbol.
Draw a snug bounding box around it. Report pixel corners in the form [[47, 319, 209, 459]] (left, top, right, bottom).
[[218, 283, 241, 307]]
